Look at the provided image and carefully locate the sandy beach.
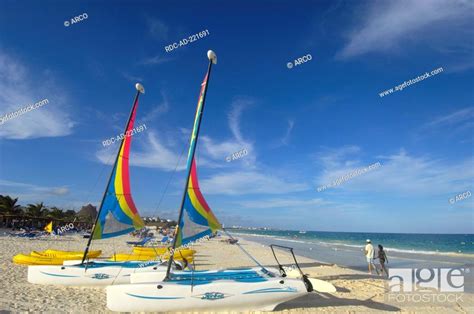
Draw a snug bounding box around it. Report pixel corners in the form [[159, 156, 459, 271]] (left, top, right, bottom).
[[0, 232, 472, 313]]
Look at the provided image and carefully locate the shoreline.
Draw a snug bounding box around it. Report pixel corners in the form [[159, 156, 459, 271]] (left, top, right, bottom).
[[229, 231, 474, 257], [0, 233, 472, 313], [231, 232, 474, 274]]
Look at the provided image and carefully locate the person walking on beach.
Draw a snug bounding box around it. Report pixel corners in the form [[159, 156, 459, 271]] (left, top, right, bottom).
[[376, 244, 389, 276], [364, 239, 378, 275]]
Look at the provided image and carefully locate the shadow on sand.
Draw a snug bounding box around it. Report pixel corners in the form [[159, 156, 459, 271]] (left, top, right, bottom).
[[275, 292, 400, 312]]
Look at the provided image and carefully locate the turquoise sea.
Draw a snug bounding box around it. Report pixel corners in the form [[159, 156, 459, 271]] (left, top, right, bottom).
[[229, 229, 474, 292], [229, 229, 474, 255]]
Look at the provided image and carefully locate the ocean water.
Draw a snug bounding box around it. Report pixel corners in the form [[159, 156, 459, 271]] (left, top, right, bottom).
[[229, 229, 474, 255], [231, 230, 474, 292]]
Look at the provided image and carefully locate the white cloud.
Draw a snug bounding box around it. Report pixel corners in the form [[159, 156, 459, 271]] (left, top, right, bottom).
[[96, 131, 187, 171], [423, 107, 474, 130], [139, 55, 173, 66], [315, 148, 474, 196], [94, 96, 305, 200], [280, 119, 294, 145], [200, 136, 245, 161], [414, 107, 474, 141], [215, 98, 256, 167], [0, 179, 71, 203], [200, 171, 309, 195], [94, 97, 312, 197], [239, 197, 327, 209], [0, 52, 75, 139], [228, 98, 252, 143], [49, 187, 70, 196], [122, 72, 143, 83], [338, 0, 474, 59], [147, 18, 169, 40], [315, 145, 361, 169], [140, 94, 170, 123]]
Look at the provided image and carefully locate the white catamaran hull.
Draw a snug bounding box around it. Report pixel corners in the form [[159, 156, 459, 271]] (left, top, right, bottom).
[[129, 267, 280, 284], [107, 268, 309, 312], [28, 260, 168, 286]]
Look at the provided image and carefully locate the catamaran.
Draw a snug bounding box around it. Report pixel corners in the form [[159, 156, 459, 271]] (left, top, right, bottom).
[[106, 50, 332, 312], [27, 83, 182, 286]]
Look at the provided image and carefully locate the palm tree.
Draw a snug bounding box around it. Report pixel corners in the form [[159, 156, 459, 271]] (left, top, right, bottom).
[[64, 209, 77, 221], [48, 207, 64, 220], [26, 202, 47, 218], [0, 195, 23, 215]]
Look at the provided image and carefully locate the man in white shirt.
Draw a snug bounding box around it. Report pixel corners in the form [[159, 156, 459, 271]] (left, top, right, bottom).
[[364, 239, 378, 275]]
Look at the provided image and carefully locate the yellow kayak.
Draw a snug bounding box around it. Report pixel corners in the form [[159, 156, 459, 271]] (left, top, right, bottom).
[[13, 250, 102, 265], [111, 250, 195, 262], [132, 247, 195, 256], [132, 246, 168, 255], [30, 249, 102, 259], [13, 253, 67, 265]]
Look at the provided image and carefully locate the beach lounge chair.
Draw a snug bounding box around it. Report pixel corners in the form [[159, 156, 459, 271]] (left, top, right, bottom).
[[126, 236, 153, 246]]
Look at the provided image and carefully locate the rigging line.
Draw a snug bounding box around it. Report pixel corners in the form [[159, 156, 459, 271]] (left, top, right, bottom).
[[151, 144, 187, 217], [78, 150, 116, 253], [222, 228, 270, 274], [83, 147, 116, 210], [140, 144, 187, 260]]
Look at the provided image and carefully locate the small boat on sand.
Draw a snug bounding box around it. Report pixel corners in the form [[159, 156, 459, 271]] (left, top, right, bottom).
[[13, 250, 102, 265], [26, 84, 180, 286], [106, 50, 328, 312]]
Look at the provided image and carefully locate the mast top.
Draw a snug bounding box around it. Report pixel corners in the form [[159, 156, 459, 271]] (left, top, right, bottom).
[[135, 83, 145, 94], [207, 50, 217, 64]]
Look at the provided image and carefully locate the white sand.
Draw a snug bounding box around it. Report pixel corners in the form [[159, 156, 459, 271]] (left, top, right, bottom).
[[0, 232, 472, 313]]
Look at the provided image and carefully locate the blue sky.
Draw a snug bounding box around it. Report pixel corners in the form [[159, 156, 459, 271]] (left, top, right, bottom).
[[0, 0, 473, 233]]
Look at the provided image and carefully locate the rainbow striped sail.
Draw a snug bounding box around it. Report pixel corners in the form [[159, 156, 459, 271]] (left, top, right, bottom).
[[92, 96, 144, 240], [176, 158, 221, 246], [175, 71, 221, 247]]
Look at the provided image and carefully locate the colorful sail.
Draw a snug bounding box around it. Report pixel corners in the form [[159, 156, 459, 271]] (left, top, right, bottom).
[[92, 97, 145, 239], [174, 70, 221, 247], [176, 158, 221, 246]]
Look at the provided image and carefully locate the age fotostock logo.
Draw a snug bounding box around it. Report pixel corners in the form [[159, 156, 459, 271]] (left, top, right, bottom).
[[387, 268, 467, 304], [389, 268, 465, 293]]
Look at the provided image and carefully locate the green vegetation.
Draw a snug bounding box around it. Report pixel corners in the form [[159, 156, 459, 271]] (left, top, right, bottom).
[[0, 195, 96, 229]]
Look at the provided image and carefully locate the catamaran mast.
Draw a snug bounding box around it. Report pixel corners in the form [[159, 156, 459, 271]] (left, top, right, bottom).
[[165, 50, 217, 279], [81, 83, 145, 264]]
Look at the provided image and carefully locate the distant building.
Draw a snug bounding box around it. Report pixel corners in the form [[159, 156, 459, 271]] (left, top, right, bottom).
[[78, 204, 97, 223]]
